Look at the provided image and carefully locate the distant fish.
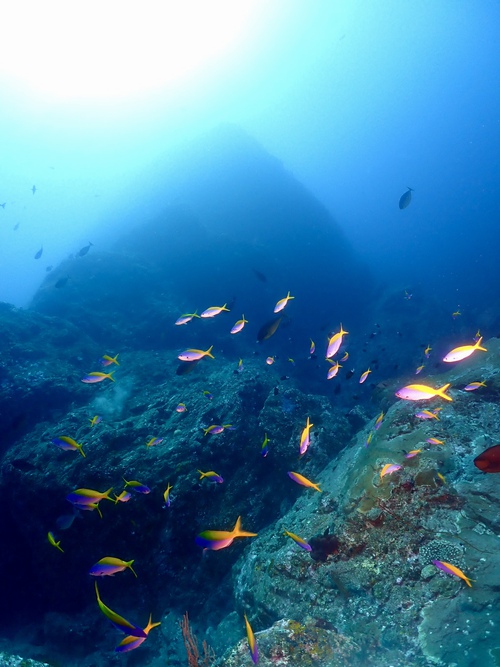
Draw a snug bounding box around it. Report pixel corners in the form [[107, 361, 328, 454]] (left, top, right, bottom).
[[32, 185, 37, 194], [13, 223, 20, 231], [432, 560, 473, 587], [374, 412, 384, 430], [202, 390, 213, 400], [473, 330, 481, 342], [162, 483, 173, 508], [404, 449, 422, 459], [178, 346, 214, 362], [45, 265, 53, 272], [309, 339, 315, 357], [443, 338, 487, 363], [359, 368, 371, 384], [203, 424, 232, 436], [34, 246, 43, 259], [123, 477, 150, 494], [415, 409, 440, 420], [327, 361, 341, 380], [195, 516, 257, 550], [0, 203, 5, 209], [395, 383, 452, 401], [146, 437, 163, 447], [274, 291, 294, 313], [100, 354, 120, 366], [231, 315, 248, 335], [237, 359, 244, 373], [256, 316, 283, 342], [424, 345, 432, 358], [283, 530, 312, 552], [52, 435, 86, 458], [464, 381, 486, 391], [287, 471, 321, 492], [114, 490, 132, 503], [89, 415, 102, 427], [380, 463, 402, 478], [66, 487, 114, 506], [176, 403, 187, 413], [55, 276, 70, 288], [78, 242, 94, 257], [426, 437, 444, 445], [175, 311, 200, 326], [398, 187, 413, 210], [55, 509, 79, 530], [266, 356, 275, 365], [48, 531, 64, 553], [261, 433, 269, 457], [415, 365, 425, 375], [452, 310, 461, 319], [299, 417, 313, 456], [364, 431, 373, 448], [198, 470, 224, 484], [252, 269, 267, 283], [200, 304, 229, 318], [244, 614, 259, 665], [81, 371, 115, 383]]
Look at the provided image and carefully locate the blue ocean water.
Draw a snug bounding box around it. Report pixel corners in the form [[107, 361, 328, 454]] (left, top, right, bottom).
[[0, 2, 499, 666]]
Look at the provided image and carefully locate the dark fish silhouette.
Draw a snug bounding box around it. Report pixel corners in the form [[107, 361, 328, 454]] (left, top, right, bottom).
[[32, 185, 37, 194], [253, 269, 267, 283], [78, 242, 94, 257], [257, 316, 283, 342], [0, 203, 5, 209], [46, 266, 53, 272], [474, 445, 500, 473], [399, 187, 413, 210], [55, 276, 70, 288], [34, 246, 43, 259], [176, 359, 201, 376], [13, 223, 20, 231]]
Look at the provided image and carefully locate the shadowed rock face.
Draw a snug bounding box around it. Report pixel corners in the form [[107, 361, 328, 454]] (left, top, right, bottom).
[[30, 125, 372, 351]]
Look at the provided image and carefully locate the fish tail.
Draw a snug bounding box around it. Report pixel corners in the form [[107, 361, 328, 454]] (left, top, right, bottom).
[[436, 383, 453, 401], [475, 337, 487, 352], [112, 354, 120, 365], [222, 303, 229, 311], [103, 487, 114, 501], [193, 311, 200, 318], [108, 371, 115, 381], [97, 505, 103, 519], [313, 483, 322, 493], [78, 445, 86, 458], [198, 470, 206, 479], [205, 345, 215, 359], [233, 516, 257, 538], [128, 560, 138, 578]]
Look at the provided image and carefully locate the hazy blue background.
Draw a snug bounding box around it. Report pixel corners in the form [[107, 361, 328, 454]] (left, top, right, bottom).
[[0, 0, 498, 311]]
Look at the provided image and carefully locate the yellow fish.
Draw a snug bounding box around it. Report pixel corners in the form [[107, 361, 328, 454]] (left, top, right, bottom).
[[48, 531, 64, 553]]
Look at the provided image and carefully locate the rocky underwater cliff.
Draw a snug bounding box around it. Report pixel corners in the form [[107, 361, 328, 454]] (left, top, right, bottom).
[[1, 127, 499, 667]]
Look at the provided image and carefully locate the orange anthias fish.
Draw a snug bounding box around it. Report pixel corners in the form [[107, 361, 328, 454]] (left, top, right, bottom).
[[195, 516, 257, 550], [432, 560, 474, 587], [244, 614, 258, 665], [287, 471, 321, 492]]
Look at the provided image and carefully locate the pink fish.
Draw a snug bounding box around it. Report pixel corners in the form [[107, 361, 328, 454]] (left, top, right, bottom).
[[299, 417, 313, 456], [230, 315, 248, 334], [443, 337, 486, 363], [175, 311, 200, 326], [178, 346, 214, 362], [380, 463, 402, 478], [326, 361, 341, 379], [274, 291, 294, 313], [201, 304, 230, 318], [359, 368, 371, 384], [326, 324, 348, 359]]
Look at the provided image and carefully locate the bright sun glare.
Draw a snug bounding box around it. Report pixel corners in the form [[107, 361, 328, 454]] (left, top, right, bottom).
[[0, 1, 267, 100]]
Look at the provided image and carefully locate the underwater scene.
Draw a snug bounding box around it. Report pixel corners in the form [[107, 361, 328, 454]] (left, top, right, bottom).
[[0, 2, 499, 666]]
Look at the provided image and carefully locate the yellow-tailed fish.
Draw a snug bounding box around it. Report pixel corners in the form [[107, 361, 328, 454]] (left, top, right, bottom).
[[95, 582, 146, 637], [426, 438, 444, 445], [443, 337, 487, 363], [261, 433, 269, 457], [200, 304, 230, 318], [424, 345, 432, 358], [326, 324, 348, 359], [464, 381, 486, 391], [326, 360, 341, 379], [81, 371, 115, 384], [163, 483, 173, 508], [415, 365, 425, 375], [395, 383, 452, 401], [195, 516, 257, 550], [175, 311, 200, 326], [178, 346, 214, 362], [359, 368, 371, 384], [374, 412, 384, 430], [274, 291, 294, 313], [48, 531, 64, 553], [51, 436, 86, 458], [115, 614, 161, 653], [299, 417, 313, 456], [198, 470, 224, 484], [89, 415, 102, 427], [231, 315, 248, 334], [89, 557, 137, 577], [100, 354, 120, 367]]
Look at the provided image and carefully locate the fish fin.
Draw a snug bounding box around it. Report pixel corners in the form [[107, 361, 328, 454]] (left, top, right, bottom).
[[436, 383, 453, 401], [128, 560, 138, 578], [205, 345, 215, 359]]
